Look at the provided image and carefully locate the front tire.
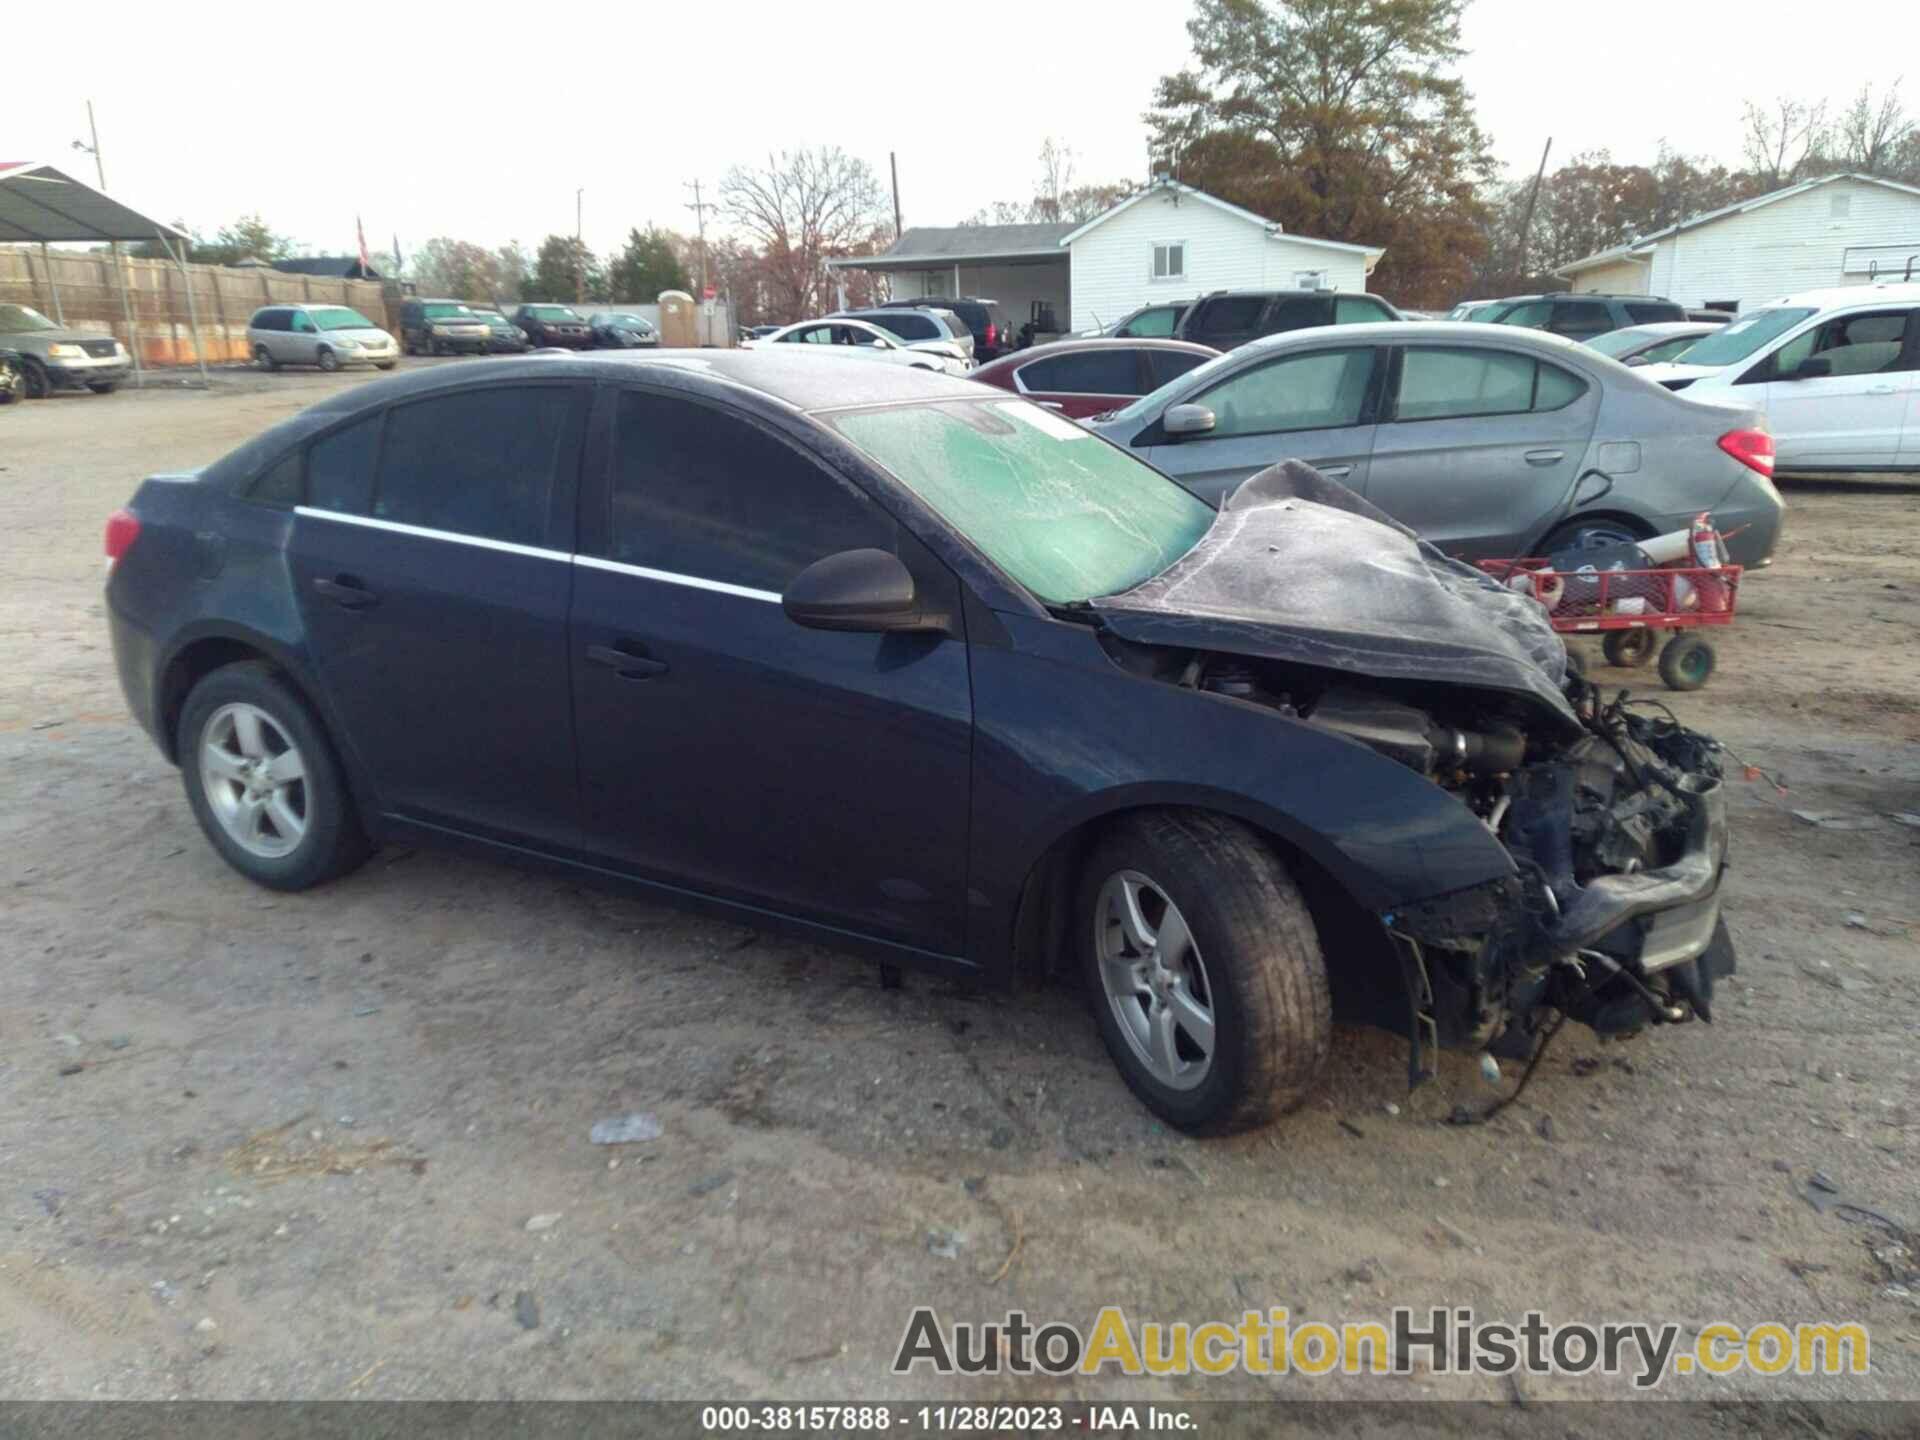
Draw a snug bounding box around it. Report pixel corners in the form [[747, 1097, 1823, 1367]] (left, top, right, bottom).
[[254, 344, 278, 372], [1079, 812, 1330, 1135], [316, 347, 340, 373], [20, 356, 50, 399], [178, 662, 369, 891]]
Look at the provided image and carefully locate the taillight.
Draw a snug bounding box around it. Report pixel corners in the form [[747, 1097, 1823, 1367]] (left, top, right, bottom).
[[105, 508, 141, 568], [985, 322, 997, 346], [1718, 428, 1775, 477]]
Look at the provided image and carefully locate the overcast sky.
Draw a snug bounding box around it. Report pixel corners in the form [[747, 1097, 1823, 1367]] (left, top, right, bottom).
[[9, 2, 1908, 261]]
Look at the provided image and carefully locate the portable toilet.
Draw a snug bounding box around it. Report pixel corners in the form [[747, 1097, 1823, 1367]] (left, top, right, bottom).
[[657, 291, 696, 348]]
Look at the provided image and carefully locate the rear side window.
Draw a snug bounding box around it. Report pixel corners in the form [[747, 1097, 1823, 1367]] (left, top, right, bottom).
[[1493, 301, 1553, 329], [1189, 297, 1265, 340], [1018, 350, 1143, 395], [1265, 296, 1335, 334], [870, 312, 940, 342], [251, 309, 284, 332], [373, 385, 584, 545], [1334, 296, 1393, 324], [1549, 301, 1612, 337], [1119, 306, 1178, 338], [1626, 302, 1685, 324], [1149, 349, 1211, 386], [1394, 348, 1587, 420], [306, 414, 381, 515], [610, 390, 896, 593]]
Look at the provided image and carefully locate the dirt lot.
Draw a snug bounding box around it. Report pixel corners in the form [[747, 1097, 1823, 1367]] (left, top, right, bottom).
[[1, 368, 1916, 1409]]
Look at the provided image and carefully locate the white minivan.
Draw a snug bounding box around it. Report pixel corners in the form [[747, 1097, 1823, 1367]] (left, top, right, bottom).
[[1638, 283, 1920, 472]]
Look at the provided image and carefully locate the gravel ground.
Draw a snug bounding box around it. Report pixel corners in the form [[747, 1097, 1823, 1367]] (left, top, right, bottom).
[[1, 368, 1916, 1410]]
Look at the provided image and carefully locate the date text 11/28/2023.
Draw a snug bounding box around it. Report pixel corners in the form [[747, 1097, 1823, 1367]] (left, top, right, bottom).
[[699, 1404, 1197, 1433]]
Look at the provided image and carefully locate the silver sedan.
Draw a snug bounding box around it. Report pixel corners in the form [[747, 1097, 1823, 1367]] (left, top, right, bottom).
[[1084, 322, 1784, 567]]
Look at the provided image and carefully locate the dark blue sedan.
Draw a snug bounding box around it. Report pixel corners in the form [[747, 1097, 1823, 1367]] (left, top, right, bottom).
[[104, 353, 1735, 1133]]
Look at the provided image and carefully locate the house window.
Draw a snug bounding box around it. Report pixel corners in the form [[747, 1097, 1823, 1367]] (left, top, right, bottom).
[[1293, 270, 1329, 291], [1830, 193, 1851, 219], [1152, 243, 1186, 280]]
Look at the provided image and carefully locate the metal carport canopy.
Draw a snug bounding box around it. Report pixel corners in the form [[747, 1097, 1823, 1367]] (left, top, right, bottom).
[[0, 161, 204, 384]]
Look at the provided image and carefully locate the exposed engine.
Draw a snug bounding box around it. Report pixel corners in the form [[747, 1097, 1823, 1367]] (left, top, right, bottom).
[[1172, 650, 1733, 1073]]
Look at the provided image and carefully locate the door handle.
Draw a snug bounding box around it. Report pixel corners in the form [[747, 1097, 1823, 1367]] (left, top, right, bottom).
[[585, 643, 668, 680], [1319, 464, 1353, 479], [312, 575, 377, 609], [1868, 384, 1896, 395], [1524, 449, 1565, 466]]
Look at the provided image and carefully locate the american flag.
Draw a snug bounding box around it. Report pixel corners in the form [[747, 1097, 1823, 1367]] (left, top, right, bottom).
[[356, 215, 371, 273]]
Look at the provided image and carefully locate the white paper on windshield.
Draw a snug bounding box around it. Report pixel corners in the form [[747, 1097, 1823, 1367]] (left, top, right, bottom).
[[995, 399, 1091, 441]]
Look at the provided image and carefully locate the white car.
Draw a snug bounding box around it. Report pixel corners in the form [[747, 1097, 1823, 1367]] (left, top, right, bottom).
[[743, 317, 969, 376], [1638, 283, 1920, 472]]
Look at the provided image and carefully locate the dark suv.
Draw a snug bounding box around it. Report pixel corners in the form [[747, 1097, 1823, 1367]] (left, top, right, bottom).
[[879, 296, 1009, 360], [1483, 293, 1687, 340], [510, 304, 592, 349], [1175, 290, 1401, 350]]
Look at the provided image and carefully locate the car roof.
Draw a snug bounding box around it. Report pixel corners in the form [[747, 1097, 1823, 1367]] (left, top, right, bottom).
[[1768, 281, 1920, 308], [1230, 320, 1590, 353], [1197, 287, 1376, 299], [305, 349, 987, 418], [975, 337, 1217, 375]]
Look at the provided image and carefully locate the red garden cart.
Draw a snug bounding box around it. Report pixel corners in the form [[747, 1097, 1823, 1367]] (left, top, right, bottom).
[[1477, 557, 1742, 691]]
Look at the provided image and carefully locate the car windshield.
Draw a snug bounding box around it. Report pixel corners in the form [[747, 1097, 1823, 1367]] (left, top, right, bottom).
[[828, 399, 1215, 606], [0, 304, 58, 334], [311, 307, 377, 331], [1103, 345, 1245, 425], [423, 303, 472, 318], [1586, 328, 1665, 357], [603, 314, 649, 327], [1676, 307, 1817, 367], [529, 306, 583, 321]]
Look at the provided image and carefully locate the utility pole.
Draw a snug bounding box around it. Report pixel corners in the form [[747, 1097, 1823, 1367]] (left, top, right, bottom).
[[890, 152, 903, 240], [575, 188, 585, 303], [684, 179, 711, 298], [1514, 137, 1552, 288]]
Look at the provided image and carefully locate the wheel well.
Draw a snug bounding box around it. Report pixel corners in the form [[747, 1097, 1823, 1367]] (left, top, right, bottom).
[[1536, 510, 1654, 549], [1011, 805, 1408, 1032], [157, 638, 277, 763]]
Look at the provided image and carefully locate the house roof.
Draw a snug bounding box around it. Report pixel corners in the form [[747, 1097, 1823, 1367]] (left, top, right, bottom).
[[1557, 172, 1920, 277], [1056, 178, 1385, 258], [825, 222, 1076, 270], [827, 180, 1385, 270], [0, 161, 190, 244], [272, 255, 383, 279]]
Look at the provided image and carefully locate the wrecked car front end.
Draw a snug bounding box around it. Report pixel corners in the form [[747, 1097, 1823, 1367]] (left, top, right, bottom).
[[1091, 462, 1735, 1081]]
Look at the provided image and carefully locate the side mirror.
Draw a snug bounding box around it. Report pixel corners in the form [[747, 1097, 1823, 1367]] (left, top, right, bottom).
[[1624, 354, 1649, 367], [783, 549, 937, 633], [1164, 403, 1216, 437], [1792, 355, 1831, 380], [871, 339, 888, 348]]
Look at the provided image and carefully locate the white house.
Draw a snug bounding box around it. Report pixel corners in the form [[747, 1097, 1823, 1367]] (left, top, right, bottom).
[[1556, 172, 1920, 312], [826, 179, 1383, 335]]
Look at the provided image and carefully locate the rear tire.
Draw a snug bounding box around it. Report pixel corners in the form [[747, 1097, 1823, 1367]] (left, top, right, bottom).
[[1079, 811, 1330, 1135], [254, 345, 278, 372], [1658, 634, 1715, 691], [1602, 628, 1656, 668], [1539, 518, 1645, 556], [178, 662, 370, 891]]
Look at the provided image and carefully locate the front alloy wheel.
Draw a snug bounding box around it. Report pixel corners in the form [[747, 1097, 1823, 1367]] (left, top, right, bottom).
[[1096, 871, 1216, 1090]]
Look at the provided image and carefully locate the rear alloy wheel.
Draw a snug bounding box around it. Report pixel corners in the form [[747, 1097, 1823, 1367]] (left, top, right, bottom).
[[1080, 812, 1330, 1134], [179, 663, 369, 890], [316, 347, 340, 373], [20, 356, 50, 399], [1602, 628, 1657, 668], [254, 344, 278, 372]]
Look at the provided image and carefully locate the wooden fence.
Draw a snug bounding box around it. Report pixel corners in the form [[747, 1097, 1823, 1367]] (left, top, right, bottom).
[[0, 247, 394, 367]]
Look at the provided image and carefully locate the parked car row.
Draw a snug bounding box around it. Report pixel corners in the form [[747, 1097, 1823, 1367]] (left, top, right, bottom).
[[240, 299, 663, 376]]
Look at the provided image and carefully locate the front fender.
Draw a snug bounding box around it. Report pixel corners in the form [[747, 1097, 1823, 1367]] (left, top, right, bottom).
[[965, 614, 1515, 973]]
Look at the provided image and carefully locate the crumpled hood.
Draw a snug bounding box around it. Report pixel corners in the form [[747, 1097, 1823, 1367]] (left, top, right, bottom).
[[1092, 461, 1581, 732]]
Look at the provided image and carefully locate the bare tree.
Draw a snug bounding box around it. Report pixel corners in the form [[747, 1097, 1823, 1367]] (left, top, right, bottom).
[[1742, 96, 1832, 188], [718, 147, 888, 319], [1838, 80, 1914, 175], [1033, 138, 1078, 223]]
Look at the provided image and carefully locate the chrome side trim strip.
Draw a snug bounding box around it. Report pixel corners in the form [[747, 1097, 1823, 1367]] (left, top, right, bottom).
[[292, 506, 570, 563], [573, 554, 782, 604]]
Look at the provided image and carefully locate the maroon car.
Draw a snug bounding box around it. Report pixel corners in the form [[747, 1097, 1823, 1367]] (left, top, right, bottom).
[[969, 338, 1218, 419]]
